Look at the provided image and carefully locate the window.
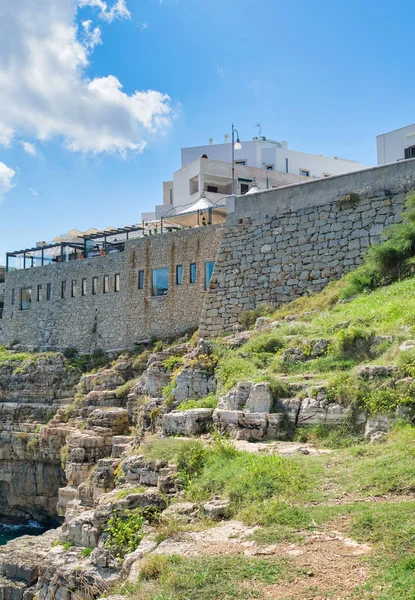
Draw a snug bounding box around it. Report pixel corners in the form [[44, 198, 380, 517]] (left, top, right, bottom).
[[405, 146, 415, 159], [81, 279, 87, 296], [138, 270, 144, 289], [21, 287, 32, 310], [207, 185, 218, 193], [114, 273, 120, 292], [176, 265, 183, 285], [152, 268, 169, 296], [205, 261, 215, 290], [266, 165, 274, 170], [71, 280, 76, 297], [46, 283, 51, 301], [92, 277, 98, 295], [240, 183, 250, 194], [37, 284, 42, 301], [300, 169, 310, 177], [61, 281, 66, 298], [103, 275, 109, 293], [11, 288, 15, 306], [190, 263, 197, 284], [235, 160, 246, 166]]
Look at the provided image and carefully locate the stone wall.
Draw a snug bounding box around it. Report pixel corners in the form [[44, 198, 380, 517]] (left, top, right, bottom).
[[1, 226, 222, 352], [200, 159, 415, 336]]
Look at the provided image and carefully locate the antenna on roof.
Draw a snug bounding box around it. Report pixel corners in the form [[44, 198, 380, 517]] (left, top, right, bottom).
[[254, 123, 262, 138], [224, 134, 230, 143], [209, 137, 214, 145]]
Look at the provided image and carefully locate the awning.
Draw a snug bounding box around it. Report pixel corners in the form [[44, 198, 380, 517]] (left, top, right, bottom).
[[162, 193, 227, 228]]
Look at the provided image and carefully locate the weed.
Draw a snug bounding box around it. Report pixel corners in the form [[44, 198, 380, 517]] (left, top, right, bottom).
[[105, 509, 145, 557]]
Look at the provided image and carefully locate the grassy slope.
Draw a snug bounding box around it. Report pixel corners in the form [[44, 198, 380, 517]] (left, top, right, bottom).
[[117, 278, 415, 599]]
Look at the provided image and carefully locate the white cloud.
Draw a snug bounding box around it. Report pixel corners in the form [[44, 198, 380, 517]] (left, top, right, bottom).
[[81, 20, 102, 50], [0, 0, 172, 155], [29, 188, 39, 196], [21, 141, 37, 156], [0, 163, 16, 199], [138, 22, 149, 31], [77, 0, 131, 22]]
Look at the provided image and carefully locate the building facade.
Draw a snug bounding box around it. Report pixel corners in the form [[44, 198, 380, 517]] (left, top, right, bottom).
[[0, 228, 222, 352], [154, 156, 307, 219], [377, 124, 415, 165], [181, 137, 369, 179]]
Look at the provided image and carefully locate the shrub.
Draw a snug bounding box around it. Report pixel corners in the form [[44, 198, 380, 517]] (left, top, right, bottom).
[[105, 509, 145, 557], [163, 355, 184, 371], [63, 347, 78, 359], [398, 349, 415, 378], [188, 354, 218, 375], [239, 305, 274, 330], [115, 379, 137, 399], [81, 547, 94, 558], [176, 394, 218, 411], [132, 350, 151, 374], [216, 355, 259, 391], [176, 440, 207, 483], [362, 384, 415, 416], [242, 331, 285, 354], [335, 327, 374, 359]]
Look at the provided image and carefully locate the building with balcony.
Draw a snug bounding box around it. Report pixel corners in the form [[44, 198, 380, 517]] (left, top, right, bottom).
[[144, 135, 370, 221]]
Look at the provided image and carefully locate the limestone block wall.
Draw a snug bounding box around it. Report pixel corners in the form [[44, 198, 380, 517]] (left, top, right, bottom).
[[1, 226, 222, 352], [200, 160, 415, 336]]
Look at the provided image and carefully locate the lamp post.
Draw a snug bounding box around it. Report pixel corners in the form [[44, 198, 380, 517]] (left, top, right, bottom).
[[231, 124, 242, 195]]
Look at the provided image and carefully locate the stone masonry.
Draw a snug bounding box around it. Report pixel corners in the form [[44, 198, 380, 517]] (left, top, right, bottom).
[[0, 227, 222, 352], [200, 159, 415, 336]]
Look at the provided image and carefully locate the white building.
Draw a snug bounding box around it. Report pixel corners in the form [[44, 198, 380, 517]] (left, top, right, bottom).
[[143, 136, 370, 221], [377, 124, 415, 165]]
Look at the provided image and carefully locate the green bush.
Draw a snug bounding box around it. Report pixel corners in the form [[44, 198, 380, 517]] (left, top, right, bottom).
[[242, 331, 285, 354], [162, 355, 184, 371], [216, 355, 259, 391], [105, 509, 145, 557], [363, 384, 415, 416], [81, 547, 94, 558], [397, 349, 415, 378], [176, 440, 207, 483], [115, 379, 137, 399], [239, 305, 274, 330], [176, 394, 218, 411], [62, 346, 78, 359], [335, 327, 374, 359]]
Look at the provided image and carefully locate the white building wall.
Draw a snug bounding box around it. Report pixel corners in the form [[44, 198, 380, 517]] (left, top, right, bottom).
[[377, 124, 415, 165], [181, 139, 369, 178]]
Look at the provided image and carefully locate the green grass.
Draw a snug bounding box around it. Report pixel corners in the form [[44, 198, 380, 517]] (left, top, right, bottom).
[[116, 553, 297, 600], [138, 437, 198, 462]]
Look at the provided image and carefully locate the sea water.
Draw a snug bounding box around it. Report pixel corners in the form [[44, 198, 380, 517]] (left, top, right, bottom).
[[0, 520, 46, 545]]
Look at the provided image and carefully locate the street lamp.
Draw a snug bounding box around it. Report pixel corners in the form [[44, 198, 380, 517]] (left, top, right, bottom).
[[232, 124, 242, 195]]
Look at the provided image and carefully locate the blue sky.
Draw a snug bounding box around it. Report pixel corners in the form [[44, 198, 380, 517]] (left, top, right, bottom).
[[0, 0, 414, 264]]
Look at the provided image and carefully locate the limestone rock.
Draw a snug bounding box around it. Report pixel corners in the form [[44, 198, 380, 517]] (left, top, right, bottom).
[[358, 365, 398, 379], [201, 498, 230, 520], [173, 367, 216, 402], [162, 409, 214, 436], [217, 382, 273, 413]]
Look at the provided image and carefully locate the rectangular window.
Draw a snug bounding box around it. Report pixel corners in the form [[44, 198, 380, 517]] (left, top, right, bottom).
[[81, 278, 87, 296], [207, 185, 218, 193], [240, 183, 250, 194], [235, 160, 246, 166], [61, 281, 66, 299], [92, 277, 98, 295], [176, 265, 183, 285], [405, 146, 415, 159], [300, 169, 310, 177], [71, 280, 76, 297], [205, 261, 215, 290], [114, 273, 120, 292], [152, 268, 169, 296], [21, 287, 32, 310], [46, 283, 51, 301], [138, 270, 144, 289], [190, 263, 197, 284], [37, 284, 42, 301], [11, 288, 15, 306], [266, 164, 274, 170], [103, 275, 109, 293]]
